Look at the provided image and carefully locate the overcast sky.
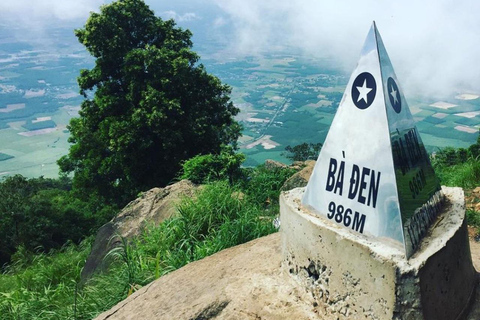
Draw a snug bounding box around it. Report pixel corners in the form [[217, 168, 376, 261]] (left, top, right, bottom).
[[1, 0, 479, 97], [211, 0, 480, 97]]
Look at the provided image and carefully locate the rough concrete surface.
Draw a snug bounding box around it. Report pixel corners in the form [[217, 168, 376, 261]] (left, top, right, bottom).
[[281, 186, 476, 320]]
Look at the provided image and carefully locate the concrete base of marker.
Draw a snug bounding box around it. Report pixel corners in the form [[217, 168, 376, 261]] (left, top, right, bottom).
[[281, 186, 477, 320]]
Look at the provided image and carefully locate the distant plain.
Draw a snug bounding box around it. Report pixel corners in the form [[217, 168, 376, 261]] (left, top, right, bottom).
[[0, 24, 479, 178]]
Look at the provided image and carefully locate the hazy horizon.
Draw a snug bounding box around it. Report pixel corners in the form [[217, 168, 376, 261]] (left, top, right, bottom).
[[1, 0, 479, 177], [1, 0, 480, 98]]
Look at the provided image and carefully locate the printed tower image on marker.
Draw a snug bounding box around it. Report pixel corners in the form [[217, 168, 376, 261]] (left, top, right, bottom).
[[302, 22, 442, 258]]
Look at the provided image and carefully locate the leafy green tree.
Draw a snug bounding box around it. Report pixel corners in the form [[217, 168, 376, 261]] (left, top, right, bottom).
[[58, 0, 241, 206], [283, 142, 322, 161], [0, 175, 114, 266], [468, 129, 480, 160], [0, 175, 35, 264]]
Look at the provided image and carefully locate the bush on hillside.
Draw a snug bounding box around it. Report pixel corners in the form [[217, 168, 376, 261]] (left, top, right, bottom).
[[432, 129, 480, 168], [431, 130, 480, 189], [180, 146, 245, 184]]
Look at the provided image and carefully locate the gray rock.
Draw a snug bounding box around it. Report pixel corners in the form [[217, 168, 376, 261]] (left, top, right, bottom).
[[81, 180, 197, 282], [264, 159, 287, 170], [93, 230, 480, 320], [281, 160, 315, 191]]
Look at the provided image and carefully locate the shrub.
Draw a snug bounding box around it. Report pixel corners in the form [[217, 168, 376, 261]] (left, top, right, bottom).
[[432, 147, 468, 167], [241, 165, 296, 211], [0, 175, 117, 266], [180, 146, 245, 184], [435, 159, 480, 189]]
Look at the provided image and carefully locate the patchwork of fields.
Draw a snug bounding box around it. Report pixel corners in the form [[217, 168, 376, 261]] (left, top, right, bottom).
[[0, 29, 479, 177], [0, 27, 91, 178], [206, 56, 480, 167]]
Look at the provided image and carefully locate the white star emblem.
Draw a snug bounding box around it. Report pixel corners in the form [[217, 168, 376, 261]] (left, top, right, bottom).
[[390, 85, 399, 105], [356, 79, 372, 104]]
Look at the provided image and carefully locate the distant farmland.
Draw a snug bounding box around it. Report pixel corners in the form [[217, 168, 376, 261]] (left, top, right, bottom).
[[0, 46, 478, 177]]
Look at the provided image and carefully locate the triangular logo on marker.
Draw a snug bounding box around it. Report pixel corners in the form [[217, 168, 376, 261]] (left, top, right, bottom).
[[302, 22, 442, 258]]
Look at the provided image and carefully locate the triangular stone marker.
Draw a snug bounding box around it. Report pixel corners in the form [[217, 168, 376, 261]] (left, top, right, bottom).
[[302, 22, 443, 258]]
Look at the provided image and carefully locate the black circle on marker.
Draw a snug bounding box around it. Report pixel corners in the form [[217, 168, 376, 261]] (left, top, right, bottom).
[[387, 77, 401, 113], [351, 72, 376, 110]]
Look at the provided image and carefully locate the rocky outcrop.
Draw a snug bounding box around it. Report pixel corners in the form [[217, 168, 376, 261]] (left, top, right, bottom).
[[94, 233, 322, 320], [111, 180, 197, 239], [264, 159, 288, 170], [93, 231, 480, 320], [281, 160, 315, 191], [81, 180, 198, 282], [466, 187, 480, 212]]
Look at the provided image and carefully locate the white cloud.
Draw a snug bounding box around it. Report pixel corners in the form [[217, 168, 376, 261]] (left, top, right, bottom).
[[0, 0, 106, 48], [212, 0, 480, 97], [2, 0, 479, 97], [0, 0, 105, 23], [213, 17, 227, 27], [161, 11, 199, 22]]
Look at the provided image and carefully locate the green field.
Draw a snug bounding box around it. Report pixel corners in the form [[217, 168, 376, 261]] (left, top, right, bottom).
[[0, 46, 479, 178], [0, 153, 13, 161], [0, 107, 73, 178], [213, 56, 480, 167]]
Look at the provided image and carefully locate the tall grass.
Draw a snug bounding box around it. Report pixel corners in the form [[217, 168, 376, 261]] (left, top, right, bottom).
[[433, 153, 480, 234], [241, 165, 296, 214], [105, 181, 278, 288], [0, 240, 91, 320], [0, 172, 294, 319], [434, 158, 480, 189]]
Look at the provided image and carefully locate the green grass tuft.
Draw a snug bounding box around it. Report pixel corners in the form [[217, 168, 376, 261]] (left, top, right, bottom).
[[435, 159, 480, 189], [467, 209, 480, 229], [0, 239, 92, 320]]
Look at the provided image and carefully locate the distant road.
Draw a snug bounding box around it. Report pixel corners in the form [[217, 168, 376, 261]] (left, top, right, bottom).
[[243, 81, 296, 146]]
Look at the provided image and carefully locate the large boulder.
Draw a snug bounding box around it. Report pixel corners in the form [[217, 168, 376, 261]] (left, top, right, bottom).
[[93, 231, 480, 320], [264, 159, 288, 170], [94, 233, 320, 320], [81, 180, 197, 282], [281, 160, 315, 191]]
